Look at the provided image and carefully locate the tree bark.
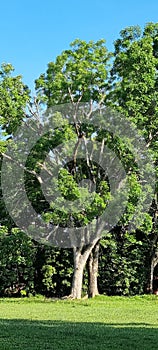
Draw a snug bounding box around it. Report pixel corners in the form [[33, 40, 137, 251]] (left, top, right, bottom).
[[71, 248, 86, 299], [70, 238, 100, 299], [70, 219, 105, 299], [149, 261, 154, 294], [148, 195, 158, 293], [149, 250, 158, 294], [88, 241, 100, 298]]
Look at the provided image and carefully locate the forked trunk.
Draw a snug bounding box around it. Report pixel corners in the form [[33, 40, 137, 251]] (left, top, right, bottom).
[[88, 241, 100, 297], [71, 239, 100, 299]]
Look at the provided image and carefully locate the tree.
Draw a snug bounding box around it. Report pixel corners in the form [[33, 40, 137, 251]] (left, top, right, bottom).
[[0, 226, 36, 296], [0, 63, 30, 231], [109, 22, 158, 293], [35, 39, 111, 298], [34, 32, 155, 298], [0, 63, 30, 136]]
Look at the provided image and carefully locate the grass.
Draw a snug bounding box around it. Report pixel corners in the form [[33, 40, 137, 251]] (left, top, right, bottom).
[[0, 295, 158, 349]]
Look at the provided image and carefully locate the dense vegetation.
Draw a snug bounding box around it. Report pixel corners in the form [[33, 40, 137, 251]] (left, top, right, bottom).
[[0, 22, 158, 298]]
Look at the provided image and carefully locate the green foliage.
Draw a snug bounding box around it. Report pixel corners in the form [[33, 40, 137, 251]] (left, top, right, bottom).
[[110, 23, 158, 150], [0, 228, 36, 296], [34, 244, 73, 297], [0, 63, 30, 135], [41, 265, 56, 293], [98, 229, 150, 296], [58, 168, 81, 201], [35, 39, 111, 105]]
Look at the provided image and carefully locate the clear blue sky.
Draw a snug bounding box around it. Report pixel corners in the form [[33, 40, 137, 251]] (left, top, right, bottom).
[[1, 0, 158, 92]]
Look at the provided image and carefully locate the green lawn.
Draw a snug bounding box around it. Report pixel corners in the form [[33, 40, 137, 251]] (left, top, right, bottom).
[[0, 295, 158, 349]]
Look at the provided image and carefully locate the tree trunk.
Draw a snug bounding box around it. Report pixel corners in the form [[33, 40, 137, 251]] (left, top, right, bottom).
[[70, 238, 100, 299], [148, 195, 158, 293], [71, 249, 85, 299], [88, 241, 100, 298], [149, 250, 158, 294], [149, 261, 154, 294]]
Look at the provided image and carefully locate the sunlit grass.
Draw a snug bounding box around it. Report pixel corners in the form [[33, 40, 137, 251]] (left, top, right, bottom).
[[0, 295, 158, 349]]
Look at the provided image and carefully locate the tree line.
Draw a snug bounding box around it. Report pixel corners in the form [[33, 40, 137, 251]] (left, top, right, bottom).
[[0, 22, 158, 298]]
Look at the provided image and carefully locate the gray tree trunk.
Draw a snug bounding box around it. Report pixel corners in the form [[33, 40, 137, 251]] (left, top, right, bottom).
[[70, 220, 105, 299], [71, 248, 86, 299], [70, 238, 100, 299], [149, 261, 154, 294], [88, 241, 100, 298], [149, 250, 158, 294]]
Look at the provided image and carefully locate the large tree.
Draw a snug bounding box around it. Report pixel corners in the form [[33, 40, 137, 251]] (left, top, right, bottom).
[[35, 39, 112, 298], [34, 35, 154, 298]]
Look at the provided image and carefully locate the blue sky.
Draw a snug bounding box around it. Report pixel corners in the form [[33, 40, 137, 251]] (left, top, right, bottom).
[[0, 0, 158, 92]]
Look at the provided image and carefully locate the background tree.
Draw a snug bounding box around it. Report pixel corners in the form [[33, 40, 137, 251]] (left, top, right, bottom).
[[0, 227, 36, 296], [109, 22, 158, 293]]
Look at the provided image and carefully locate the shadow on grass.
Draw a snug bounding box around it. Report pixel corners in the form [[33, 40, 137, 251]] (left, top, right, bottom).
[[0, 319, 157, 350]]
